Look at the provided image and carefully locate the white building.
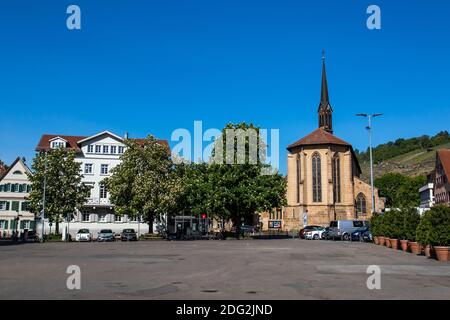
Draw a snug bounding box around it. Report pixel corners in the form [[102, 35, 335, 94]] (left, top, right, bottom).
[[35, 131, 169, 238], [0, 157, 35, 238]]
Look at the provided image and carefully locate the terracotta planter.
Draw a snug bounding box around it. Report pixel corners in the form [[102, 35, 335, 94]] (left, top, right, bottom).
[[434, 247, 450, 261], [410, 242, 422, 255], [385, 238, 391, 248], [390, 238, 399, 250], [373, 236, 379, 245], [424, 245, 433, 258], [378, 236, 385, 246], [400, 240, 409, 252]]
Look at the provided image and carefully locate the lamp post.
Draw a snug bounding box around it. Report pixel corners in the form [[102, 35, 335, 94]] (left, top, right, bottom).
[[41, 150, 47, 242], [356, 113, 382, 213]]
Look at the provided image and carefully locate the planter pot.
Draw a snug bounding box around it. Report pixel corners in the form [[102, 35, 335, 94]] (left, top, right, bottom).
[[373, 236, 379, 245], [434, 247, 450, 262], [385, 238, 391, 248], [378, 236, 385, 246], [390, 239, 399, 250], [424, 245, 433, 258], [400, 240, 409, 252], [410, 242, 422, 255]]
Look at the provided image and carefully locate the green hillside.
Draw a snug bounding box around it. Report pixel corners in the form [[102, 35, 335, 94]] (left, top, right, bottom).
[[357, 132, 450, 182]]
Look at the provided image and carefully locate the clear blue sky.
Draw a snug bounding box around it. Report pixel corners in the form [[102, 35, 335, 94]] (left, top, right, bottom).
[[0, 0, 449, 174]]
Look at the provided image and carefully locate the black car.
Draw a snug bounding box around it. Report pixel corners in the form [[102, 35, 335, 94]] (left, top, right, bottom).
[[321, 227, 332, 240], [121, 229, 138, 241], [351, 227, 372, 242]]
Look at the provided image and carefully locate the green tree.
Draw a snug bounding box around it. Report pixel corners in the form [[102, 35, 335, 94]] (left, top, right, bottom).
[[200, 122, 286, 225], [398, 207, 420, 241], [27, 148, 89, 234], [105, 135, 180, 233], [375, 173, 425, 207]]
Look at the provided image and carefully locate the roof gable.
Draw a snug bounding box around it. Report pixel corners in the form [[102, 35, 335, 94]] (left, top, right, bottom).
[[77, 131, 124, 144], [287, 128, 351, 151], [437, 149, 450, 179], [0, 157, 31, 183]]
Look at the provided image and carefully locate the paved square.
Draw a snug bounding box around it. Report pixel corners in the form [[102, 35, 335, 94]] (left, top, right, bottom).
[[1, 239, 449, 299]]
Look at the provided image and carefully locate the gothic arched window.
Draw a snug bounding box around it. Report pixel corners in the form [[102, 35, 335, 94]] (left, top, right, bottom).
[[356, 193, 367, 215], [332, 154, 341, 203], [312, 152, 322, 202]]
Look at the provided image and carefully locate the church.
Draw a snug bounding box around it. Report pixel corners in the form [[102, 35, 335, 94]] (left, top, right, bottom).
[[262, 56, 384, 231]]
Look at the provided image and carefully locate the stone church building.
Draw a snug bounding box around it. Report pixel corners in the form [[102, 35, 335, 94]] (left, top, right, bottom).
[[261, 57, 384, 231]]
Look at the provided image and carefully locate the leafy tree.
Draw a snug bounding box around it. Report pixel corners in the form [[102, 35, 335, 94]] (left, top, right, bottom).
[[375, 173, 425, 207], [105, 135, 180, 233], [398, 207, 420, 241], [423, 205, 450, 246], [369, 212, 382, 236], [27, 148, 89, 234]]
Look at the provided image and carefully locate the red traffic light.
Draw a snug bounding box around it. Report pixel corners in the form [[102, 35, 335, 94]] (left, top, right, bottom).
[[201, 213, 207, 219]]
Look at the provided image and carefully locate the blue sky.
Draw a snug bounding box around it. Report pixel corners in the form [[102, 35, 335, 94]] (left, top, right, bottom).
[[0, 0, 449, 174]]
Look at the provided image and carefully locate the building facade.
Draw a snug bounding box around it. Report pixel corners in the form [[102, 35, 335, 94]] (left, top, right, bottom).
[[35, 131, 169, 237], [261, 56, 384, 231], [0, 157, 35, 238], [433, 149, 450, 205]]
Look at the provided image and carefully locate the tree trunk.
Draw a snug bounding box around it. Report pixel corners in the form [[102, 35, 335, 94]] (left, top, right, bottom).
[[148, 214, 154, 234], [55, 218, 59, 235]]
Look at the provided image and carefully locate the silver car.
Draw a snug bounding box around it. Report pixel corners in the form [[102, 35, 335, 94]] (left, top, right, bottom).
[[97, 229, 115, 242], [328, 220, 369, 241]]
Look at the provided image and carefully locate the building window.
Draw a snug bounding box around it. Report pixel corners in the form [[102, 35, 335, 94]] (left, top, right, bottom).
[[118, 146, 124, 154], [332, 155, 341, 203], [11, 201, 19, 212], [110, 146, 117, 154], [99, 184, 107, 199], [87, 145, 94, 153], [11, 184, 19, 192], [128, 215, 137, 222], [84, 163, 93, 174], [51, 141, 65, 149], [95, 145, 101, 153], [296, 154, 301, 203], [115, 215, 122, 222], [0, 201, 8, 211], [82, 213, 90, 222], [13, 170, 22, 175], [98, 214, 107, 222], [100, 164, 109, 175], [0, 220, 7, 229], [21, 202, 30, 212], [312, 152, 322, 202], [356, 193, 367, 215], [103, 145, 109, 154]]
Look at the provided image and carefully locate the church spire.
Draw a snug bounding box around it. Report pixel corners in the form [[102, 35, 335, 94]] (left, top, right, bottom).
[[318, 50, 333, 133]]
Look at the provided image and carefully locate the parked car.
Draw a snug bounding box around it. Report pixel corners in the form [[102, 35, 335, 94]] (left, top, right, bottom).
[[305, 227, 326, 240], [321, 227, 332, 240], [21, 230, 39, 243], [121, 229, 138, 241], [328, 220, 369, 241], [351, 227, 372, 242], [299, 225, 323, 239], [97, 229, 115, 242], [75, 229, 92, 242], [232, 225, 255, 234]]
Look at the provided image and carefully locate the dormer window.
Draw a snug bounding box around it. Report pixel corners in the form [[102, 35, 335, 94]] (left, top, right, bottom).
[[95, 145, 101, 153], [13, 170, 22, 175], [51, 141, 66, 149], [87, 145, 94, 153], [103, 145, 109, 154]]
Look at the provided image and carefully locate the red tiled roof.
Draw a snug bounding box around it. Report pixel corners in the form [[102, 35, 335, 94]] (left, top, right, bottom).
[[35, 134, 170, 153], [36, 135, 87, 152], [437, 149, 450, 178], [287, 128, 351, 151]]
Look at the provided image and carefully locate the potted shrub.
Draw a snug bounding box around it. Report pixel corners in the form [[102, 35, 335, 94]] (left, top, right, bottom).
[[416, 211, 433, 258], [383, 210, 401, 249], [377, 214, 386, 246], [399, 207, 421, 252], [369, 213, 382, 245], [427, 205, 450, 261]]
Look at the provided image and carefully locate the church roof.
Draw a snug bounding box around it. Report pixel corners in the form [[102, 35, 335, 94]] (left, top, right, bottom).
[[287, 128, 351, 151]]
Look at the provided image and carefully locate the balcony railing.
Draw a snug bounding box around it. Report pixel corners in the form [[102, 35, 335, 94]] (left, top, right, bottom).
[[85, 198, 111, 206]]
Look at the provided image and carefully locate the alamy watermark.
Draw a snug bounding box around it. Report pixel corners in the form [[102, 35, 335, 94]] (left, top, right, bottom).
[[66, 265, 81, 290], [171, 121, 280, 174]]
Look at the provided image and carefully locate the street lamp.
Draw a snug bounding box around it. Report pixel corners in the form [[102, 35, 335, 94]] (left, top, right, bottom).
[[41, 150, 48, 242], [356, 113, 382, 213]]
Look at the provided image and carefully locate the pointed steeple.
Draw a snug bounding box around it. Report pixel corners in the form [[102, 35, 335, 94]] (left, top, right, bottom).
[[318, 50, 333, 133]]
